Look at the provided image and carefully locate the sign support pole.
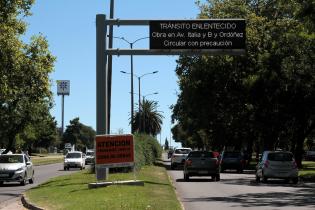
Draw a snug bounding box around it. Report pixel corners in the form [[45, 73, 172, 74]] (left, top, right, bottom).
[[96, 14, 108, 180], [61, 94, 65, 134]]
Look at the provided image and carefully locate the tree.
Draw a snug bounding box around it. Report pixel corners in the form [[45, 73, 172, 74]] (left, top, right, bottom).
[[132, 99, 164, 136], [0, 0, 56, 153], [62, 118, 95, 151], [172, 0, 315, 167]]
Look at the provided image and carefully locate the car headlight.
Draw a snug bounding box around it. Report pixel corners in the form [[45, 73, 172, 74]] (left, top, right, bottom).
[[15, 167, 25, 174]]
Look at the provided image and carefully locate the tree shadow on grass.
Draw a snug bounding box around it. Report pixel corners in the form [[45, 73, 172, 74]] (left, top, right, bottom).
[[182, 188, 315, 208]]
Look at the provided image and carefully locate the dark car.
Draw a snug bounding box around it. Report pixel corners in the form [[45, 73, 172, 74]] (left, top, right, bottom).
[[183, 151, 220, 181], [220, 151, 246, 173], [305, 148, 315, 161], [167, 150, 174, 159]]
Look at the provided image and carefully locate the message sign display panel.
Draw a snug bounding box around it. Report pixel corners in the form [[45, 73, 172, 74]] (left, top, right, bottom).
[[95, 134, 134, 168], [150, 19, 245, 50], [57, 80, 70, 95]]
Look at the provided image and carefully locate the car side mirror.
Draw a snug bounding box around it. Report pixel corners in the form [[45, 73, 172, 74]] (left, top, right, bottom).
[[26, 161, 31, 166]]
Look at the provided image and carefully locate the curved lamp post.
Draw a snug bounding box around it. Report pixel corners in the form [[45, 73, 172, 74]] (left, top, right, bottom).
[[120, 70, 158, 127], [114, 36, 149, 133]]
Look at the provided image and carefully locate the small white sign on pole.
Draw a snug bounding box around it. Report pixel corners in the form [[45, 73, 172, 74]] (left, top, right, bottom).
[[57, 80, 70, 95]]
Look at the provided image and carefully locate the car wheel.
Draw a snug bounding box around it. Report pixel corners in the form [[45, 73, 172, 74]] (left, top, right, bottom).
[[255, 175, 260, 182], [262, 173, 268, 183], [215, 174, 220, 181], [292, 177, 298, 184], [29, 171, 34, 184], [64, 167, 67, 171], [20, 175, 27, 186], [184, 173, 189, 181], [238, 168, 244, 173], [170, 163, 175, 170]]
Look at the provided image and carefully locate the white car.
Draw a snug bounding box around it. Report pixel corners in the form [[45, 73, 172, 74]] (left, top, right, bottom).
[[0, 154, 34, 185], [171, 148, 192, 169], [256, 151, 298, 184], [64, 151, 85, 170]]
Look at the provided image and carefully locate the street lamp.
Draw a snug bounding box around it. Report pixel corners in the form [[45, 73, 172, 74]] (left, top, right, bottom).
[[113, 36, 149, 134], [120, 71, 158, 130]]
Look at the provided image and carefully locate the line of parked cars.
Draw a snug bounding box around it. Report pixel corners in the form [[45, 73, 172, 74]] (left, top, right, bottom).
[[169, 148, 299, 183]]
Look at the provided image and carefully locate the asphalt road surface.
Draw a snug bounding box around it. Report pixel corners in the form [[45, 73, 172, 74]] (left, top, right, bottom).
[[164, 154, 315, 210], [0, 163, 82, 207]]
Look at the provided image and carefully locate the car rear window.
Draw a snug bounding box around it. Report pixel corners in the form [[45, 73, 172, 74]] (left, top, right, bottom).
[[223, 152, 241, 158], [188, 151, 214, 158], [267, 152, 293, 161], [174, 149, 191, 154], [66, 153, 81, 158]]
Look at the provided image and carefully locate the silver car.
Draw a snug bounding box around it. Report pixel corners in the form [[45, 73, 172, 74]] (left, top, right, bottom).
[[0, 154, 34, 185], [170, 148, 192, 169], [85, 150, 95, 165], [256, 151, 298, 184]]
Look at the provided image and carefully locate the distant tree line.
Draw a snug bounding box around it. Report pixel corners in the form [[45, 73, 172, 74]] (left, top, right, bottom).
[[171, 0, 315, 167]]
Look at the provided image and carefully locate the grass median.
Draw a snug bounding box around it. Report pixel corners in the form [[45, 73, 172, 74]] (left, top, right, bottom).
[[31, 154, 64, 166], [25, 165, 182, 210], [299, 161, 315, 181]]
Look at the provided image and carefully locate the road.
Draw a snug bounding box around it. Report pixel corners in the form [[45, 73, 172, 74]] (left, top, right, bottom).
[[0, 163, 82, 208], [165, 155, 315, 210]]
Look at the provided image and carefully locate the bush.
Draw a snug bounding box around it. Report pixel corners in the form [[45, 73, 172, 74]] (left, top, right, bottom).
[[134, 133, 162, 171]]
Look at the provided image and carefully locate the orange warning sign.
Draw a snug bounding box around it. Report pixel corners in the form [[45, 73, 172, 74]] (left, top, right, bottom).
[[95, 134, 134, 167]]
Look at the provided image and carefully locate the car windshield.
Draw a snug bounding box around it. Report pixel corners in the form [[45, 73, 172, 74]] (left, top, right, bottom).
[[86, 152, 94, 156], [175, 149, 191, 154], [268, 152, 293, 161], [0, 155, 24, 163], [188, 151, 214, 158], [223, 152, 241, 158], [66, 153, 81, 158]]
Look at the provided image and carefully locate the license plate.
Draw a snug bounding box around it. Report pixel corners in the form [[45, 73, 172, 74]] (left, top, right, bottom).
[[199, 171, 208, 174], [0, 174, 9, 177]]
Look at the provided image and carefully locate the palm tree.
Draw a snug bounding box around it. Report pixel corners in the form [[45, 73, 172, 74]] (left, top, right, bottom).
[[132, 99, 163, 136]]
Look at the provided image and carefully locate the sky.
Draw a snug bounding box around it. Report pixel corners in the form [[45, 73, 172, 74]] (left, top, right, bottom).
[[23, 0, 202, 148]]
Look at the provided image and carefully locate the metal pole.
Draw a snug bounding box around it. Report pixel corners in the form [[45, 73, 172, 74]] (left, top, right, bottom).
[[107, 0, 114, 134], [96, 14, 107, 135], [142, 96, 145, 133], [130, 43, 134, 134], [96, 14, 108, 180], [61, 94, 64, 134], [138, 77, 141, 132]]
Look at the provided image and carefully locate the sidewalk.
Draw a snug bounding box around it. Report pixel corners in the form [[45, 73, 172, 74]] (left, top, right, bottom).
[[0, 197, 25, 210]]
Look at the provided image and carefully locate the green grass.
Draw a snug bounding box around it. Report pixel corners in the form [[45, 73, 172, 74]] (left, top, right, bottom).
[[31, 154, 64, 166], [300, 161, 315, 179], [25, 166, 182, 210]]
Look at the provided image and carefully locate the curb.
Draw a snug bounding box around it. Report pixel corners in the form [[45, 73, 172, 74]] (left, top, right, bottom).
[[88, 180, 144, 188], [21, 194, 44, 210]]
